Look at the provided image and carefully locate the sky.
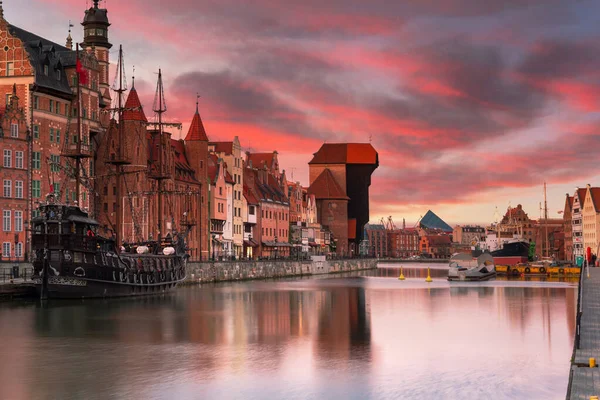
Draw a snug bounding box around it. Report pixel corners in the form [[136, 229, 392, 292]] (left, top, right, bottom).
[[6, 0, 600, 226]]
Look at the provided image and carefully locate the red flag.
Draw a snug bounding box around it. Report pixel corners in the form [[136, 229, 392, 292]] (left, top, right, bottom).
[[76, 58, 89, 85]]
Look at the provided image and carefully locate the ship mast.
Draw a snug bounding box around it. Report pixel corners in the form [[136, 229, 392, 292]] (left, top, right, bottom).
[[106, 45, 129, 249], [544, 182, 548, 258], [62, 44, 91, 205], [151, 69, 169, 245]]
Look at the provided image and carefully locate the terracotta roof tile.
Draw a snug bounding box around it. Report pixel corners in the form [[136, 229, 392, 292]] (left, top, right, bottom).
[[309, 143, 378, 165], [589, 188, 600, 212], [122, 87, 147, 122], [209, 141, 233, 154], [185, 110, 209, 141], [308, 168, 349, 200], [247, 152, 275, 170]]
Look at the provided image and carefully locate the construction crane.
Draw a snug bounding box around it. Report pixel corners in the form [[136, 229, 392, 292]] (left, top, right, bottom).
[[386, 216, 396, 231]]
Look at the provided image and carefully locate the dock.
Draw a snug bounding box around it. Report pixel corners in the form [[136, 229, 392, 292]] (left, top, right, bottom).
[[567, 267, 600, 399]]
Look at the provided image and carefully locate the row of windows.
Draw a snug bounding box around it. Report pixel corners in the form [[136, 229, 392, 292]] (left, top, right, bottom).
[[2, 242, 23, 258], [261, 209, 289, 221], [261, 227, 289, 238], [2, 180, 24, 199], [3, 150, 24, 169], [234, 224, 242, 235], [2, 210, 23, 232]]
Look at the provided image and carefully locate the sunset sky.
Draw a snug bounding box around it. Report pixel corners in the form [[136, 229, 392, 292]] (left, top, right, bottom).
[[7, 0, 600, 226]]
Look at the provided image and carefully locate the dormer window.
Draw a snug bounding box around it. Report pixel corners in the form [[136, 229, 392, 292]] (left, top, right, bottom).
[[57, 69, 61, 81], [43, 65, 49, 76]]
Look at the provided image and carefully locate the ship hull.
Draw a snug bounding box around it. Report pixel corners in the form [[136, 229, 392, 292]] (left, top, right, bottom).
[[33, 276, 183, 299], [491, 255, 528, 266]]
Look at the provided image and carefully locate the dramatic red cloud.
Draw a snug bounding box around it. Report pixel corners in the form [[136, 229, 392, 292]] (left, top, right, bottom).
[[18, 0, 600, 223]]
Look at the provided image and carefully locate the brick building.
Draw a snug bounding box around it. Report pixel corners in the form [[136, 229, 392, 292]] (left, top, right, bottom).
[[0, 2, 108, 260], [244, 164, 290, 259], [453, 225, 486, 246], [387, 228, 420, 258], [420, 235, 452, 259], [308, 143, 378, 256], [1, 87, 28, 261], [210, 138, 244, 257], [363, 224, 387, 258]]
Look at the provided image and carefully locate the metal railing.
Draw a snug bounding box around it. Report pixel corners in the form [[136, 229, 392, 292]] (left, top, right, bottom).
[[0, 267, 35, 283], [575, 261, 586, 350]]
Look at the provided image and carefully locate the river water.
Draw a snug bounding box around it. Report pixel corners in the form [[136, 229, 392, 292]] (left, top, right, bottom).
[[0, 263, 577, 400]]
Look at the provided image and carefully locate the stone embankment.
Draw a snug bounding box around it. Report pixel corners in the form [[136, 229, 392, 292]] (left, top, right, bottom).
[[184, 257, 378, 284]]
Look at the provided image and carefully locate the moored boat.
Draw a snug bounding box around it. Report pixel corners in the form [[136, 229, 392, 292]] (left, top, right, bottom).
[[31, 193, 188, 299], [448, 253, 496, 281], [490, 239, 530, 266]]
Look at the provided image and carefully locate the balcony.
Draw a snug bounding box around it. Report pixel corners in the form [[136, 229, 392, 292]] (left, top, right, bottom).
[[62, 142, 92, 159]]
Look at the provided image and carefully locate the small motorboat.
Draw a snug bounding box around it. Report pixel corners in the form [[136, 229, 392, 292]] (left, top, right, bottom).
[[448, 253, 496, 281]]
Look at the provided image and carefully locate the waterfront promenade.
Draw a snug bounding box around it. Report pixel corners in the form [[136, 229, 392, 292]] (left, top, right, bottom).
[[568, 267, 600, 399]]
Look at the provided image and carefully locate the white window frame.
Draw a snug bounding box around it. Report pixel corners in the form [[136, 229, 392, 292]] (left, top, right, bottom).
[[2, 242, 10, 258], [10, 123, 18, 138], [15, 181, 23, 199], [3, 180, 11, 198], [15, 151, 23, 169], [2, 210, 10, 232], [15, 242, 22, 258], [14, 211, 22, 232], [3, 149, 11, 168]]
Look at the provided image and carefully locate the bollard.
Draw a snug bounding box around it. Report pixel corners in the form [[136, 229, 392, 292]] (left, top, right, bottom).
[[590, 357, 596, 368], [398, 266, 405, 281], [426, 268, 432, 283]]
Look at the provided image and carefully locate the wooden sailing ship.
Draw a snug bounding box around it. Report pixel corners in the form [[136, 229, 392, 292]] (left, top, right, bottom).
[[31, 45, 189, 299]]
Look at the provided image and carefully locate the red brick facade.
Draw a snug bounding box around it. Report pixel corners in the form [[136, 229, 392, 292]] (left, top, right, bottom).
[[0, 88, 28, 261]]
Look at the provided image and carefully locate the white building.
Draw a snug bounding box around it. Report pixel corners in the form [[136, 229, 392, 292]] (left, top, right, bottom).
[[572, 188, 587, 260]]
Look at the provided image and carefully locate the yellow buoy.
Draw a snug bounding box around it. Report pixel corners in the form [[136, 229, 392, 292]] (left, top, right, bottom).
[[590, 357, 597, 368], [426, 268, 432, 283], [398, 266, 405, 280]]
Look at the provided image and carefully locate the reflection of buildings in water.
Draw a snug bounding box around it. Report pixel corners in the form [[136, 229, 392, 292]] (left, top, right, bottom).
[[0, 306, 34, 400], [498, 286, 576, 346], [314, 287, 371, 362]]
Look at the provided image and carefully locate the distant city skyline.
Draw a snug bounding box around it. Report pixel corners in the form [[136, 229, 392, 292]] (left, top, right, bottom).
[[7, 0, 600, 224]]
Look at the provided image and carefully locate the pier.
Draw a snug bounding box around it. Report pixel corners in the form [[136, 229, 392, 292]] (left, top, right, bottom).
[[568, 267, 600, 399]]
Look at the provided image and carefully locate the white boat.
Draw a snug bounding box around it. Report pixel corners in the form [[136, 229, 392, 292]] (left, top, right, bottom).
[[448, 253, 496, 281]]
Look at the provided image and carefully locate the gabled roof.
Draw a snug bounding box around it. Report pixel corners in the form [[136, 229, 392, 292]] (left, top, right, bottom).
[[122, 87, 147, 122], [209, 141, 233, 154], [420, 210, 452, 233], [247, 152, 275, 170], [8, 24, 74, 98], [185, 109, 209, 141], [207, 154, 219, 183], [588, 187, 600, 213], [309, 143, 378, 165], [170, 139, 198, 183], [307, 168, 349, 200], [574, 188, 587, 206]]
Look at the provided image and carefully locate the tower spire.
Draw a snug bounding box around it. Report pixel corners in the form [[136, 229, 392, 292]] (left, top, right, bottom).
[[196, 93, 200, 114], [131, 65, 135, 89], [93, 0, 100, 9], [0, 1, 4, 20], [66, 21, 74, 50]]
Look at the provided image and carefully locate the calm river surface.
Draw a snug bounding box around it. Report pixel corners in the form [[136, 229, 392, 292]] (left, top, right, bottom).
[[0, 263, 577, 400]]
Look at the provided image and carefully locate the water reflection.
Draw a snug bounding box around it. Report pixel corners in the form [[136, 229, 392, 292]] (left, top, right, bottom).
[[0, 266, 576, 400]]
